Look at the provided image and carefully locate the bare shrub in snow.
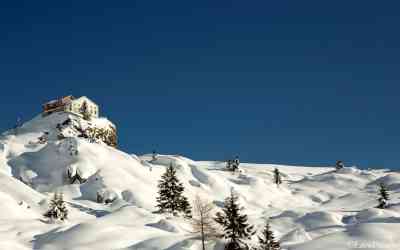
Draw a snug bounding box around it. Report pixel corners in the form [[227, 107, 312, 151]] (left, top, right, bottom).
[[191, 195, 218, 250]]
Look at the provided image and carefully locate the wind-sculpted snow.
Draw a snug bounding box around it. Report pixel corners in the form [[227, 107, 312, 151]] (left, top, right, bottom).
[[0, 112, 399, 249], [0, 172, 45, 218], [368, 173, 400, 192], [279, 227, 311, 244]]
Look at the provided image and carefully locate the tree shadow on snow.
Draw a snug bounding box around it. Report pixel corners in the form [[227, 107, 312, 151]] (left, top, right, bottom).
[[32, 227, 64, 250], [67, 202, 110, 218]]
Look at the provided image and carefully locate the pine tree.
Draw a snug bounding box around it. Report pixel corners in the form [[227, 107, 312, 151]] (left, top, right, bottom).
[[234, 156, 240, 169], [254, 221, 281, 250], [57, 193, 68, 220], [273, 168, 282, 186], [44, 193, 68, 222], [335, 160, 344, 171], [377, 183, 390, 209], [226, 157, 240, 172], [215, 190, 255, 250], [67, 168, 86, 184], [44, 193, 58, 220], [179, 194, 192, 218], [156, 163, 192, 217]]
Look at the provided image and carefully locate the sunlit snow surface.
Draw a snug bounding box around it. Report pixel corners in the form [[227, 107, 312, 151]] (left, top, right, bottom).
[[0, 112, 399, 250]]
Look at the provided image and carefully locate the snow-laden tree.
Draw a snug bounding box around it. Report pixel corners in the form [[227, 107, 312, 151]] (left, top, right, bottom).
[[273, 168, 282, 186], [44, 193, 68, 222], [215, 189, 255, 250], [67, 167, 86, 184], [377, 182, 390, 209], [227, 157, 240, 172], [179, 194, 192, 218], [191, 195, 218, 250], [156, 163, 191, 217], [253, 221, 281, 250], [335, 160, 344, 171], [234, 156, 240, 168]]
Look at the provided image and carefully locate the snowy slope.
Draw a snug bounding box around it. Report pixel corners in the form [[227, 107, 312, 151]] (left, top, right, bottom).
[[0, 112, 399, 249]]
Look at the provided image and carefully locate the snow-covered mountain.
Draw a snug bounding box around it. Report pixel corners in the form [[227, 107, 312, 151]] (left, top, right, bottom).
[[0, 111, 400, 250]]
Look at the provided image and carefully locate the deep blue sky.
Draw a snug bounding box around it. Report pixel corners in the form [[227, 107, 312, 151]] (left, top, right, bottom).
[[1, 1, 399, 169]]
